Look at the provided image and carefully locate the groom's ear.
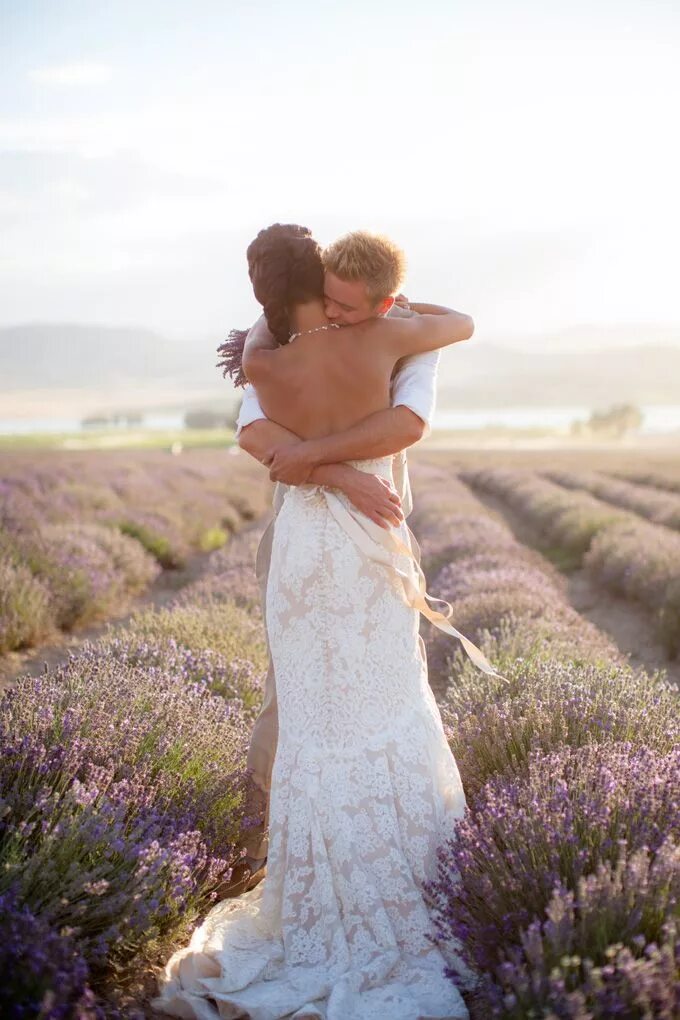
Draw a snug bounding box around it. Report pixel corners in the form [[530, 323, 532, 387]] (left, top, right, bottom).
[[375, 295, 395, 317]]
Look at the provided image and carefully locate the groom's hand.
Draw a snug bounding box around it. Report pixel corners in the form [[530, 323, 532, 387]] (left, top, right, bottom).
[[266, 443, 316, 485], [342, 472, 404, 529]]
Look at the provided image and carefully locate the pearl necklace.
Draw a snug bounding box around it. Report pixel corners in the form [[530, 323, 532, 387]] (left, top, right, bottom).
[[289, 323, 341, 342]]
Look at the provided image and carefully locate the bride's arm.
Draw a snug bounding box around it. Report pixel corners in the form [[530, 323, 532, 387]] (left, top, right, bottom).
[[264, 334, 440, 476], [382, 304, 474, 358], [264, 406, 425, 483], [243, 314, 277, 352], [239, 420, 404, 528], [241, 314, 281, 382]]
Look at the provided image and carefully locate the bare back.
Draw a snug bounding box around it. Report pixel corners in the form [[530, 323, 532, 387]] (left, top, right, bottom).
[[248, 319, 400, 440]]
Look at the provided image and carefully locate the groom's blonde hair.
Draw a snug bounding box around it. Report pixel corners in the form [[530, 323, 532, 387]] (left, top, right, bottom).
[[322, 230, 406, 304]]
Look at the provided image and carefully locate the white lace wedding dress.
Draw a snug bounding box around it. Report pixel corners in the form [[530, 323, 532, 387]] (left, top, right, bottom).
[[151, 456, 480, 1020]]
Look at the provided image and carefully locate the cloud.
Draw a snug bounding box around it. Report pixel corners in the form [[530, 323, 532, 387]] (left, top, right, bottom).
[[28, 62, 113, 87]]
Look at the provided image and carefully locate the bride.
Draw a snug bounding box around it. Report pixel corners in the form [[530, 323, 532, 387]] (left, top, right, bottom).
[[150, 224, 501, 1020]]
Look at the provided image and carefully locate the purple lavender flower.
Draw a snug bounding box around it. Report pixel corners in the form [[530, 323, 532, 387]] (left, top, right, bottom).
[[482, 840, 680, 1018], [0, 642, 261, 995], [547, 467, 680, 531], [0, 884, 100, 1019], [425, 742, 680, 991], [440, 652, 679, 799]]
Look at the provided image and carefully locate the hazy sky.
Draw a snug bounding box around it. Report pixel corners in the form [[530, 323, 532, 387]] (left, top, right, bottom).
[[1, 0, 679, 345]]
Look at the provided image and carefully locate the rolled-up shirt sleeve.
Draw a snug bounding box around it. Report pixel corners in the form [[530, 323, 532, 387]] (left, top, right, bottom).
[[390, 349, 440, 437], [234, 384, 267, 438]]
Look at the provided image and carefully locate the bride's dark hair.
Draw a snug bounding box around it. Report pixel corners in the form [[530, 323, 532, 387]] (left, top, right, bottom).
[[217, 223, 325, 387]]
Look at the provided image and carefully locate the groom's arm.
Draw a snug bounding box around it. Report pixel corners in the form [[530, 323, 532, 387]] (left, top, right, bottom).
[[263, 347, 439, 480], [270, 406, 426, 480], [236, 315, 427, 483], [239, 398, 426, 484], [237, 316, 420, 460], [236, 306, 439, 481], [237, 394, 405, 527]]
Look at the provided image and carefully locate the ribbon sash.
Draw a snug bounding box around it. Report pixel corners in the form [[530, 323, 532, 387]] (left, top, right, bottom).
[[321, 488, 509, 685]]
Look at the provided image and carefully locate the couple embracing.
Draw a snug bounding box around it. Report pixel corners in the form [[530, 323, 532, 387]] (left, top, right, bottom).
[[151, 225, 504, 1020]]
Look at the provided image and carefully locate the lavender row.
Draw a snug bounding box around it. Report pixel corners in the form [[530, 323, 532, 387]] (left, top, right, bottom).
[[609, 466, 680, 495], [172, 519, 270, 614], [0, 449, 271, 653], [459, 466, 633, 560], [0, 448, 270, 566], [426, 743, 680, 1018], [547, 467, 680, 531], [408, 470, 680, 775], [0, 587, 269, 1017], [409, 470, 622, 692], [409, 463, 680, 1017], [0, 468, 274, 1013], [463, 466, 680, 655]]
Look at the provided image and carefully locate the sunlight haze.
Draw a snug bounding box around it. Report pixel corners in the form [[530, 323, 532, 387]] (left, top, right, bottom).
[[1, 0, 679, 347]]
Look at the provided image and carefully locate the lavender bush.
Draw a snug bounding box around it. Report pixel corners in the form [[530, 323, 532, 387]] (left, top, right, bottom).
[[485, 842, 679, 1019], [461, 466, 680, 652], [98, 632, 265, 720], [0, 643, 262, 1002], [0, 558, 53, 652], [610, 467, 680, 496], [118, 510, 191, 569], [174, 522, 268, 612], [0, 449, 271, 541], [0, 883, 102, 1020], [461, 467, 632, 563], [425, 743, 680, 1014], [584, 518, 680, 655], [16, 523, 159, 630], [408, 473, 619, 689], [0, 449, 273, 650], [123, 600, 268, 668], [548, 467, 680, 531], [440, 643, 679, 798]]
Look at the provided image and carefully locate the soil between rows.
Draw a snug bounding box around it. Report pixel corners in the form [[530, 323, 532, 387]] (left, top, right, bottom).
[[468, 485, 680, 689]]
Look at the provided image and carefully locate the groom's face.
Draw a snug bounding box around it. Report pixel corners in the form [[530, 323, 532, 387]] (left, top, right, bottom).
[[323, 272, 393, 325]]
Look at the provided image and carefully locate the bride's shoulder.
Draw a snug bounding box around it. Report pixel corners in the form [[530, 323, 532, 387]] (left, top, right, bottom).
[[242, 343, 287, 382]]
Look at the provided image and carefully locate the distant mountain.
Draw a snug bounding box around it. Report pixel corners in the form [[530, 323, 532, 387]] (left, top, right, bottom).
[[0, 323, 226, 392], [1, 322, 680, 416], [436, 338, 680, 408]]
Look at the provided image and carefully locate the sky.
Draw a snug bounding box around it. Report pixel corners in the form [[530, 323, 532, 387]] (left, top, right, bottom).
[[1, 0, 679, 347]]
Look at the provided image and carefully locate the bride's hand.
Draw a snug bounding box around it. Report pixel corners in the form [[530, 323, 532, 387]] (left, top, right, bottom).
[[267, 443, 316, 485], [341, 472, 404, 529]]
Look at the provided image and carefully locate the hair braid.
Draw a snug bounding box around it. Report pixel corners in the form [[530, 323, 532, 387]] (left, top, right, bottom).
[[219, 223, 325, 386]]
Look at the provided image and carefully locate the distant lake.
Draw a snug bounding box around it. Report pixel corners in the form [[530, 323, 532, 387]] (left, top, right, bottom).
[[433, 404, 680, 435], [1, 404, 680, 436], [0, 412, 189, 436]]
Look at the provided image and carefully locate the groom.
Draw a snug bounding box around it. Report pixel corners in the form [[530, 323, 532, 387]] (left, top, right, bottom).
[[228, 230, 441, 893]]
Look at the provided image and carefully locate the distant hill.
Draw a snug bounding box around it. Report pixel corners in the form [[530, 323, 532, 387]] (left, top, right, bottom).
[[1, 322, 680, 416], [436, 337, 680, 408], [0, 323, 222, 391]]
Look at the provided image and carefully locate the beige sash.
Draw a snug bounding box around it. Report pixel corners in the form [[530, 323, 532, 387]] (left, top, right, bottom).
[[321, 487, 509, 684]]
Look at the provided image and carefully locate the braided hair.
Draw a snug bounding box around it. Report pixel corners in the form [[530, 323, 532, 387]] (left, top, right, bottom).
[[216, 223, 325, 387]]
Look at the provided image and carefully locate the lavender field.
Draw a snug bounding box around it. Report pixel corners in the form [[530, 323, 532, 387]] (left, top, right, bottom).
[[0, 447, 678, 1018]]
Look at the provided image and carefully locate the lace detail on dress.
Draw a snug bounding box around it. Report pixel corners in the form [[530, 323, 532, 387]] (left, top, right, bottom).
[[150, 454, 472, 1019]]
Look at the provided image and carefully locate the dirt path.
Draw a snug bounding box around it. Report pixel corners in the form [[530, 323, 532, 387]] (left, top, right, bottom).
[[0, 547, 217, 695], [469, 486, 680, 688]]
